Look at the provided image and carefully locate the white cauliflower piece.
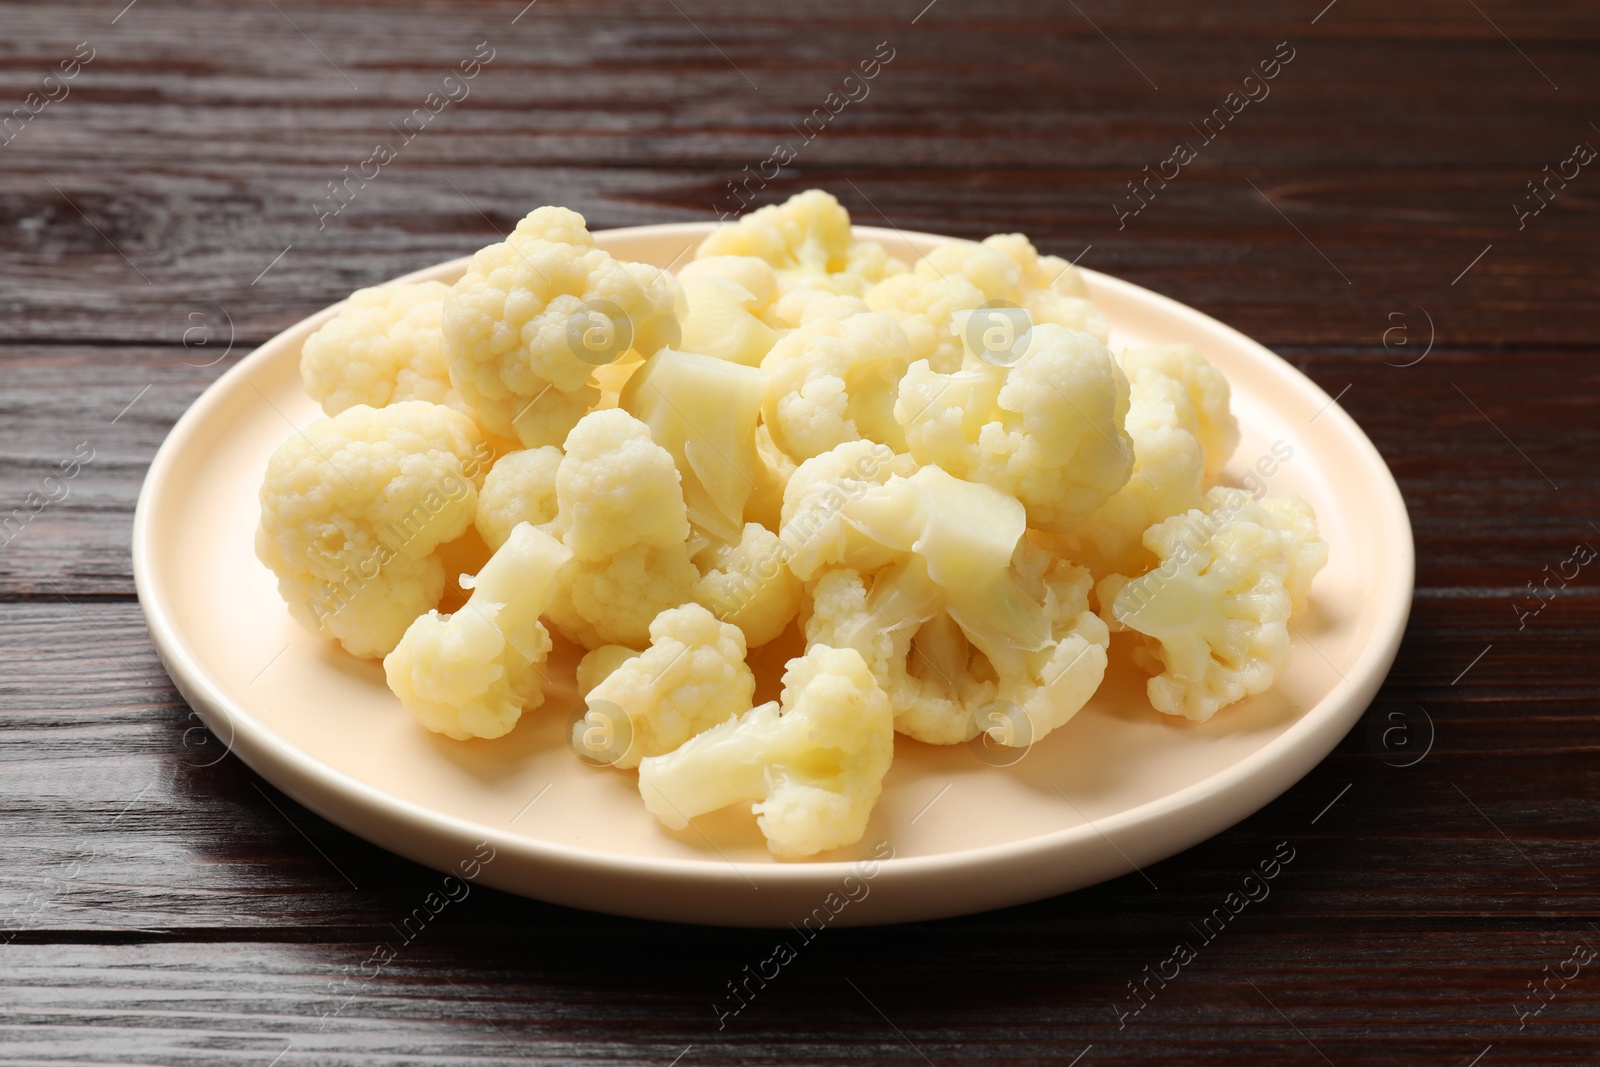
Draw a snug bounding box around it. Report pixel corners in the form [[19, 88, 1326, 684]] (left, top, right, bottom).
[[474, 446, 562, 550], [1117, 344, 1240, 481], [637, 644, 893, 859], [696, 189, 906, 299], [778, 440, 898, 582], [864, 271, 987, 373], [383, 523, 571, 740], [918, 232, 1108, 342], [572, 603, 755, 768], [894, 322, 1133, 533], [694, 522, 803, 649], [745, 421, 799, 532], [300, 281, 465, 416], [620, 347, 767, 547], [444, 205, 681, 447], [760, 311, 913, 463], [676, 255, 781, 367], [798, 466, 1109, 745], [543, 409, 700, 649], [1068, 366, 1205, 578], [1100, 487, 1326, 721], [575, 644, 640, 699], [255, 401, 485, 659], [767, 287, 870, 330], [1203, 487, 1328, 612]]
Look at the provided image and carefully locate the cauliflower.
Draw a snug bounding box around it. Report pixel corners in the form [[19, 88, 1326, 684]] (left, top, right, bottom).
[[474, 446, 561, 550], [541, 409, 701, 650], [300, 281, 465, 416], [760, 311, 913, 463], [1117, 344, 1239, 481], [572, 603, 755, 768], [637, 644, 893, 859], [864, 271, 987, 373], [894, 322, 1133, 533], [384, 522, 571, 740], [693, 522, 803, 648], [695, 189, 906, 299], [795, 464, 1109, 745], [676, 256, 781, 366], [1066, 365, 1205, 578], [255, 401, 485, 659], [575, 644, 640, 699], [620, 347, 767, 548], [444, 206, 682, 448], [777, 439, 898, 581], [1202, 487, 1328, 611], [918, 233, 1108, 343], [745, 422, 799, 532], [1099, 488, 1326, 721]]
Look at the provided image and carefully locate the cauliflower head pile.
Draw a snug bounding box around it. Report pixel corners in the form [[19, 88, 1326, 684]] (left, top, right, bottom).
[[254, 188, 1328, 862]]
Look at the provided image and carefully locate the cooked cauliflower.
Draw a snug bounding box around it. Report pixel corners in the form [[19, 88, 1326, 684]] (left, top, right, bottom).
[[384, 522, 571, 740], [694, 522, 803, 649], [894, 322, 1133, 533], [676, 255, 781, 366], [917, 232, 1107, 342], [1099, 488, 1325, 721], [1066, 365, 1205, 578], [620, 347, 767, 547], [864, 271, 987, 373], [575, 644, 641, 699], [745, 422, 800, 532], [300, 281, 465, 416], [255, 401, 485, 659], [541, 409, 700, 650], [695, 189, 906, 298], [1117, 344, 1239, 481], [778, 440, 898, 581], [637, 643, 893, 859], [474, 446, 562, 550], [572, 603, 755, 768], [796, 464, 1109, 745], [444, 206, 682, 448], [768, 287, 871, 330], [760, 312, 913, 463]]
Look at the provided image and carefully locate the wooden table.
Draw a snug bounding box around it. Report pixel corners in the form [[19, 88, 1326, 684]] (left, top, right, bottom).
[[3, 1, 1597, 1062]]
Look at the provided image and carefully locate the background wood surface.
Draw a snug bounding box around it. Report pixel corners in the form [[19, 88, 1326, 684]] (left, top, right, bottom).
[[3, 0, 1598, 1063]]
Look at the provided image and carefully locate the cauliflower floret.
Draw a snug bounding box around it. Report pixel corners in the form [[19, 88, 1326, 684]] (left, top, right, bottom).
[[694, 523, 803, 649], [745, 422, 799, 532], [1099, 487, 1325, 721], [918, 233, 1108, 342], [637, 644, 893, 859], [864, 271, 988, 373], [760, 312, 913, 463], [621, 347, 767, 547], [1117, 344, 1239, 481], [576, 644, 640, 699], [1067, 366, 1205, 578], [778, 440, 899, 581], [894, 322, 1133, 533], [301, 281, 465, 416], [474, 446, 561, 550], [797, 465, 1109, 745], [542, 409, 700, 649], [384, 522, 571, 740], [444, 206, 682, 447], [572, 603, 755, 768], [696, 189, 906, 299], [768, 287, 871, 330], [255, 401, 485, 659], [1202, 487, 1328, 612], [676, 256, 781, 366]]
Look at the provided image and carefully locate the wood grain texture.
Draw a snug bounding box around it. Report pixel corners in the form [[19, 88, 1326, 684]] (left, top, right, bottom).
[[1, 0, 1597, 1063]]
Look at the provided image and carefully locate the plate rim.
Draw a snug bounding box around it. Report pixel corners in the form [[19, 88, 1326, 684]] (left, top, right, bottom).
[[133, 221, 1414, 906]]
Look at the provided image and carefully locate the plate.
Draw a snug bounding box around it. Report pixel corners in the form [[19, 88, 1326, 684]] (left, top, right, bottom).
[[133, 222, 1412, 927]]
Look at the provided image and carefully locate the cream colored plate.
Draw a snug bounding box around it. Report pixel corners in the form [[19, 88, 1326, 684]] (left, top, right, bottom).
[[133, 223, 1412, 927]]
